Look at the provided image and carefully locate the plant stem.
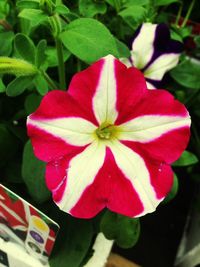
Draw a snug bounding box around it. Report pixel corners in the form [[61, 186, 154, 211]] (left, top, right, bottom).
[[55, 37, 66, 90], [42, 71, 57, 90], [113, 0, 121, 12], [175, 3, 183, 26], [181, 0, 196, 27]]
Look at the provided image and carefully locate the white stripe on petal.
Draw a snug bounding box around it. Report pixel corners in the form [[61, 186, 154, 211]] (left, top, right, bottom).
[[118, 115, 191, 143], [57, 141, 106, 212], [108, 140, 158, 215], [119, 57, 132, 67], [144, 53, 180, 80], [93, 55, 118, 124], [131, 23, 157, 69], [27, 117, 96, 146], [146, 81, 156, 90]]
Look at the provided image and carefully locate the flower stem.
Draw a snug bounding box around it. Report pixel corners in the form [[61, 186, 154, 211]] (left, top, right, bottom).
[[55, 37, 66, 90], [113, 0, 121, 12], [181, 0, 196, 28], [175, 3, 183, 26], [42, 71, 57, 90]]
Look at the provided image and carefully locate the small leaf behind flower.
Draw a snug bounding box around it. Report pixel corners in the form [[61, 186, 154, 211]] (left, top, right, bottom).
[[22, 140, 51, 203], [162, 173, 179, 204], [170, 60, 200, 89], [173, 150, 199, 167], [100, 210, 140, 248], [119, 5, 147, 29]]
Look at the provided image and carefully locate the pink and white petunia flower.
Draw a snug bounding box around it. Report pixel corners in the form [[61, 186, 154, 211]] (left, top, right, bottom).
[[121, 23, 183, 89], [27, 55, 191, 219]]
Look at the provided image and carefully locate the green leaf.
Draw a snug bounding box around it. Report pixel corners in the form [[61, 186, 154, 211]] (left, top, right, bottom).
[[173, 151, 199, 167], [17, 0, 40, 9], [171, 25, 192, 40], [79, 0, 107, 18], [15, 33, 36, 64], [162, 173, 179, 204], [45, 46, 71, 67], [0, 78, 5, 92], [119, 5, 147, 29], [55, 4, 70, 15], [0, 1, 9, 19], [25, 93, 42, 114], [115, 38, 130, 58], [6, 76, 34, 97], [22, 140, 51, 203], [194, 36, 200, 48], [100, 210, 140, 248], [122, 0, 149, 7], [34, 74, 49, 95], [105, 0, 115, 7], [60, 18, 119, 63], [0, 32, 14, 56], [18, 9, 48, 27], [170, 60, 200, 89], [0, 124, 19, 168], [50, 214, 93, 267], [36, 39, 47, 68], [154, 0, 180, 6]]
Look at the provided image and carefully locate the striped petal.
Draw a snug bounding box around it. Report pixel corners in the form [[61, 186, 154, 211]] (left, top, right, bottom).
[[107, 141, 173, 217], [119, 115, 190, 143], [27, 90, 96, 162], [117, 89, 191, 164], [28, 117, 96, 147], [144, 53, 180, 81], [50, 141, 106, 216], [131, 23, 157, 69]]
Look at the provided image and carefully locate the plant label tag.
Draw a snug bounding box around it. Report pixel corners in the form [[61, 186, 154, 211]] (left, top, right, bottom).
[[0, 184, 60, 266]]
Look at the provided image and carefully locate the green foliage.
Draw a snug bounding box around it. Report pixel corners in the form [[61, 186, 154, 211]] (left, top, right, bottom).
[[24, 93, 42, 114], [36, 39, 47, 68], [153, 0, 180, 6], [22, 140, 51, 203], [115, 38, 131, 57], [79, 0, 107, 17], [163, 173, 179, 204], [100, 210, 140, 248], [34, 74, 49, 95], [0, 1, 199, 265], [45, 46, 71, 67], [50, 213, 93, 267], [15, 33, 36, 64], [122, 0, 149, 7], [55, 4, 70, 15], [0, 32, 15, 56], [0, 79, 5, 92], [18, 9, 48, 27], [170, 59, 200, 89], [119, 5, 147, 29], [6, 76, 34, 97], [17, 0, 40, 9], [173, 151, 199, 167], [60, 18, 119, 63]]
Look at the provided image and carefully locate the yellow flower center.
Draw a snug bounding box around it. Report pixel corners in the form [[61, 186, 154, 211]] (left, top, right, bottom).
[[96, 122, 118, 140]]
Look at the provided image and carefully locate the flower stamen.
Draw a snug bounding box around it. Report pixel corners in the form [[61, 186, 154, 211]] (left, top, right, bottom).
[[96, 123, 117, 140]]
